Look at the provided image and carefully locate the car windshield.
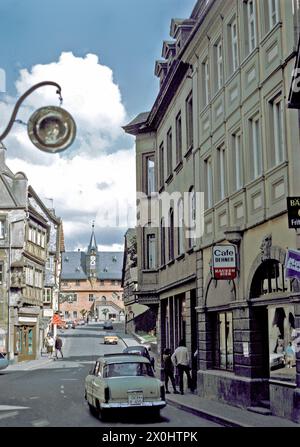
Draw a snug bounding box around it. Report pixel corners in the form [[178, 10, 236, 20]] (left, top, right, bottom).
[[103, 362, 154, 378], [0, 353, 4, 359]]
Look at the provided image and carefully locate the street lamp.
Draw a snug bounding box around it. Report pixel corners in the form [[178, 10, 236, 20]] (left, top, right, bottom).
[[2, 81, 76, 359], [0, 81, 76, 152]]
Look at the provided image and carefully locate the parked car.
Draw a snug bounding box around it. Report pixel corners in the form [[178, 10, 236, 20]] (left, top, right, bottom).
[[0, 353, 9, 371], [123, 345, 155, 368], [78, 319, 85, 326], [65, 320, 73, 329], [270, 353, 285, 370], [103, 320, 113, 330], [104, 333, 118, 345], [84, 354, 166, 420]]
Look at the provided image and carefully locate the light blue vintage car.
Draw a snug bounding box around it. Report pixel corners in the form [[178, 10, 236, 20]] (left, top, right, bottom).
[[85, 353, 166, 420]]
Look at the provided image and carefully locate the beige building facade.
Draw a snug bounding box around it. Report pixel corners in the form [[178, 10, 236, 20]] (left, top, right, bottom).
[[125, 0, 300, 422]]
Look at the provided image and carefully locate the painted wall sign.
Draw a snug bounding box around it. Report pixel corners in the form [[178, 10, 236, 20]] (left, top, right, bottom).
[[18, 317, 37, 323], [212, 245, 237, 280]]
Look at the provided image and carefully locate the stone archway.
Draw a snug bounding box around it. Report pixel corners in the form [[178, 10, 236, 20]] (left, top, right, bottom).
[[246, 245, 287, 300]]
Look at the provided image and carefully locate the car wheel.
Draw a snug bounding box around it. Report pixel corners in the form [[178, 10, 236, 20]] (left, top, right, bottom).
[[95, 400, 108, 421], [99, 408, 108, 422], [88, 402, 96, 415]]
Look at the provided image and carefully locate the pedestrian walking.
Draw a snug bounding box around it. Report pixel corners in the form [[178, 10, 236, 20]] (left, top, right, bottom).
[[55, 335, 63, 359], [171, 340, 193, 395], [162, 348, 178, 394], [45, 333, 55, 358]]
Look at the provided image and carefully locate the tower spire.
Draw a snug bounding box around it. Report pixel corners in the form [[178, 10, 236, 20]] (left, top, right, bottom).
[[87, 220, 98, 253]]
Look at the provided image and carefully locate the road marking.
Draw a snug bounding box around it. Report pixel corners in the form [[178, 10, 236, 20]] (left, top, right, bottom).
[[0, 405, 29, 410], [61, 378, 78, 381], [60, 385, 65, 394], [31, 419, 50, 427], [29, 396, 39, 400], [0, 411, 19, 420]]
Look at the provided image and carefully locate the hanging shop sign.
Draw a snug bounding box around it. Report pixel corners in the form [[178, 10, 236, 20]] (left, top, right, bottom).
[[287, 197, 300, 228], [212, 245, 237, 280], [285, 249, 300, 280]]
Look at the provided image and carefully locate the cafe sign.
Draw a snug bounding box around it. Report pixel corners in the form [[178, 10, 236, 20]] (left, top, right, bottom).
[[287, 197, 300, 228], [212, 245, 237, 280]]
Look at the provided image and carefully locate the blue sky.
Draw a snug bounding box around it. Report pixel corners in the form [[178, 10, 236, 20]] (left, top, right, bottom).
[[0, 0, 195, 115], [0, 0, 196, 250]]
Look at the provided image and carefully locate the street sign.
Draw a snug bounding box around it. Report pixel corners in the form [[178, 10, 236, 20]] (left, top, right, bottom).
[[212, 245, 237, 280], [285, 249, 300, 280], [287, 197, 300, 228]]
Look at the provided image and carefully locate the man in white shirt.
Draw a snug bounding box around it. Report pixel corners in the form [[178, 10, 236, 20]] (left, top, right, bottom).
[[171, 340, 193, 395]]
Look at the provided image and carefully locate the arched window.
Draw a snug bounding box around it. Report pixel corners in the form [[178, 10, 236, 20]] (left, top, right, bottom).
[[168, 208, 174, 261], [177, 198, 184, 255], [188, 187, 196, 249], [160, 217, 166, 266]]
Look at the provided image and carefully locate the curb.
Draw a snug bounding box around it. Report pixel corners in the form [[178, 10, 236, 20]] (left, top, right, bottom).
[[6, 357, 54, 372], [166, 397, 250, 427]]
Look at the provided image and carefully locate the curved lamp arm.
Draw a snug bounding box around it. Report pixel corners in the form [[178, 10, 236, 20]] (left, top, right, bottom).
[[0, 81, 62, 142]]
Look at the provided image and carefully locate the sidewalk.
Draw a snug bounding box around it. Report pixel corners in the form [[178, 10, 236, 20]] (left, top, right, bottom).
[[166, 391, 300, 427], [6, 356, 54, 372]]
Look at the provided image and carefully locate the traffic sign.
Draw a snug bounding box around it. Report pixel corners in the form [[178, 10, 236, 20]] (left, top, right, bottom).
[[212, 245, 237, 280]]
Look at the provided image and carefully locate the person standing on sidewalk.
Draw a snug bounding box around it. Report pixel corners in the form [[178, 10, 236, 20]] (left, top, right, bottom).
[[162, 348, 178, 394], [46, 334, 55, 358], [55, 335, 63, 359], [171, 340, 193, 395]]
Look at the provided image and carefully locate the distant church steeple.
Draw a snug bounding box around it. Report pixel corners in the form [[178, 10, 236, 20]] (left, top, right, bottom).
[[87, 221, 98, 255], [87, 221, 98, 279]]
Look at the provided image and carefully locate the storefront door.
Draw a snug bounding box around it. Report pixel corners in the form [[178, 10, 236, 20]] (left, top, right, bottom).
[[16, 325, 36, 361]]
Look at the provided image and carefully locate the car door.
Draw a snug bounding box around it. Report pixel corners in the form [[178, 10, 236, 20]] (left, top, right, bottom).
[[91, 362, 104, 405], [86, 363, 97, 403]]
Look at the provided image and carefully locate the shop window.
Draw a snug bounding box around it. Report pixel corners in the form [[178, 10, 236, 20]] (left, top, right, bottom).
[[269, 304, 297, 383], [213, 311, 234, 371]]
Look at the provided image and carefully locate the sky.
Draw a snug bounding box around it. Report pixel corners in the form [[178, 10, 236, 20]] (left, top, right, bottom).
[[0, 0, 196, 252]]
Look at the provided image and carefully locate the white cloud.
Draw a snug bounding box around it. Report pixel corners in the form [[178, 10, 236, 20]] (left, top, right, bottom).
[[15, 52, 126, 142], [1, 52, 136, 250], [7, 148, 136, 241]]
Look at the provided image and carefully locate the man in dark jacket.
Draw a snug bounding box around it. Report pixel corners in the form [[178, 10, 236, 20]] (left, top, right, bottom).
[[55, 336, 63, 359], [163, 348, 178, 394]]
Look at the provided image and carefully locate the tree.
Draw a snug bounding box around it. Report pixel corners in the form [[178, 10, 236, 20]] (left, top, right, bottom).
[[102, 308, 109, 320]]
